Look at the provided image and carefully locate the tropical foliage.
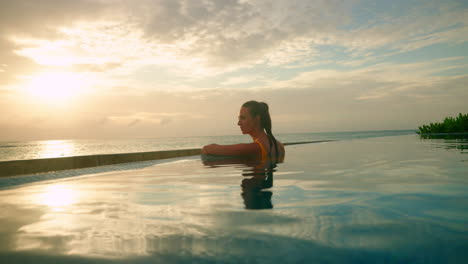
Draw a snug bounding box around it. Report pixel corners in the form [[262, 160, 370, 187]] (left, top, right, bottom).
[[417, 113, 468, 134]]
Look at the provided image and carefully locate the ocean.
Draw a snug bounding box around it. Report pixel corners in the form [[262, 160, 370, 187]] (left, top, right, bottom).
[[0, 130, 416, 161]]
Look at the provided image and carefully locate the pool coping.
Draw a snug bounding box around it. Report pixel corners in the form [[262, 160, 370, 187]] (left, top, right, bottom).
[[0, 140, 335, 177]]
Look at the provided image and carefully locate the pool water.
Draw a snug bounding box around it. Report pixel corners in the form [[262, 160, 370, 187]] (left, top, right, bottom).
[[0, 135, 467, 263]]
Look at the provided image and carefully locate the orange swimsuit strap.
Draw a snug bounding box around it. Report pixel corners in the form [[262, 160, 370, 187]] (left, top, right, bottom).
[[254, 139, 268, 161]]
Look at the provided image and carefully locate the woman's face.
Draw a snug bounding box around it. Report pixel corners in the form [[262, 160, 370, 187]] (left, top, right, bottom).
[[238, 107, 259, 134]]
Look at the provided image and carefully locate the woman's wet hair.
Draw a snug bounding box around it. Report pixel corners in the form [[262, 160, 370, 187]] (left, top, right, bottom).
[[242, 100, 279, 161]]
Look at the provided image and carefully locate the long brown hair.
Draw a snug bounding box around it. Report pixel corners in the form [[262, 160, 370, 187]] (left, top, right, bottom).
[[242, 101, 279, 160]]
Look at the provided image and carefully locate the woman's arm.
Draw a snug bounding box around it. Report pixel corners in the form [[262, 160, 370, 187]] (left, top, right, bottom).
[[202, 143, 260, 156]]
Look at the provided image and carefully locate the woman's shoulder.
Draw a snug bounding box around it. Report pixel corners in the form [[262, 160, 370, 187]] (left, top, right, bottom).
[[255, 136, 284, 154]]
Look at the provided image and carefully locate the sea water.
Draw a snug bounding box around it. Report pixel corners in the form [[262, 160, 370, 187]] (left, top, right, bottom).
[[0, 130, 415, 161]]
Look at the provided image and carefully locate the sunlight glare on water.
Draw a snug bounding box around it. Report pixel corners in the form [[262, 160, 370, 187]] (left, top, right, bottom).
[[35, 184, 80, 211], [37, 140, 77, 159]]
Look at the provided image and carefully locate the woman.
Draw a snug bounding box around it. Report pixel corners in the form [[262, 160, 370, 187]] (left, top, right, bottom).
[[202, 101, 285, 162]]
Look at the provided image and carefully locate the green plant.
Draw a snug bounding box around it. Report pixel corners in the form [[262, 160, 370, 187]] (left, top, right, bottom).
[[417, 113, 468, 134]]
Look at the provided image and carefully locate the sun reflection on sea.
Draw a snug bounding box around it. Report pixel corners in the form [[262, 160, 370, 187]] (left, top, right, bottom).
[[37, 140, 76, 159]]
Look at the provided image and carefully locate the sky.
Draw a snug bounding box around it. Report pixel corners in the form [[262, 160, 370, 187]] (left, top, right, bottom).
[[0, 0, 467, 141]]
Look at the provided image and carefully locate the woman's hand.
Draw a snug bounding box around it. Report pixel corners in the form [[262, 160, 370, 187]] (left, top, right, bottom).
[[201, 144, 218, 155]]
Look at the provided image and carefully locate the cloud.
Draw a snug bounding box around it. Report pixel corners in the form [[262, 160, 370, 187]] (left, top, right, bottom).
[[0, 0, 110, 85], [106, 112, 205, 127], [221, 76, 265, 86], [336, 1, 468, 61], [127, 119, 141, 127], [0, 0, 107, 35], [72, 63, 122, 72], [0, 39, 39, 85], [1, 0, 466, 85], [251, 57, 468, 100], [0, 0, 355, 80], [132, 0, 355, 67]]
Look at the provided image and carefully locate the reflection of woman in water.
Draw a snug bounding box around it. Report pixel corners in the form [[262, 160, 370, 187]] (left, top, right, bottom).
[[202, 100, 285, 162], [240, 162, 275, 209], [201, 154, 276, 210]]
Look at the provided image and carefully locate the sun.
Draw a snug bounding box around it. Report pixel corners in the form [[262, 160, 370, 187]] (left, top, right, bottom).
[[23, 72, 86, 105]]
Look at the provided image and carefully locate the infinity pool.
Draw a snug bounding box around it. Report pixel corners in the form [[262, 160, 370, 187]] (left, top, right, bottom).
[[0, 135, 467, 263]]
